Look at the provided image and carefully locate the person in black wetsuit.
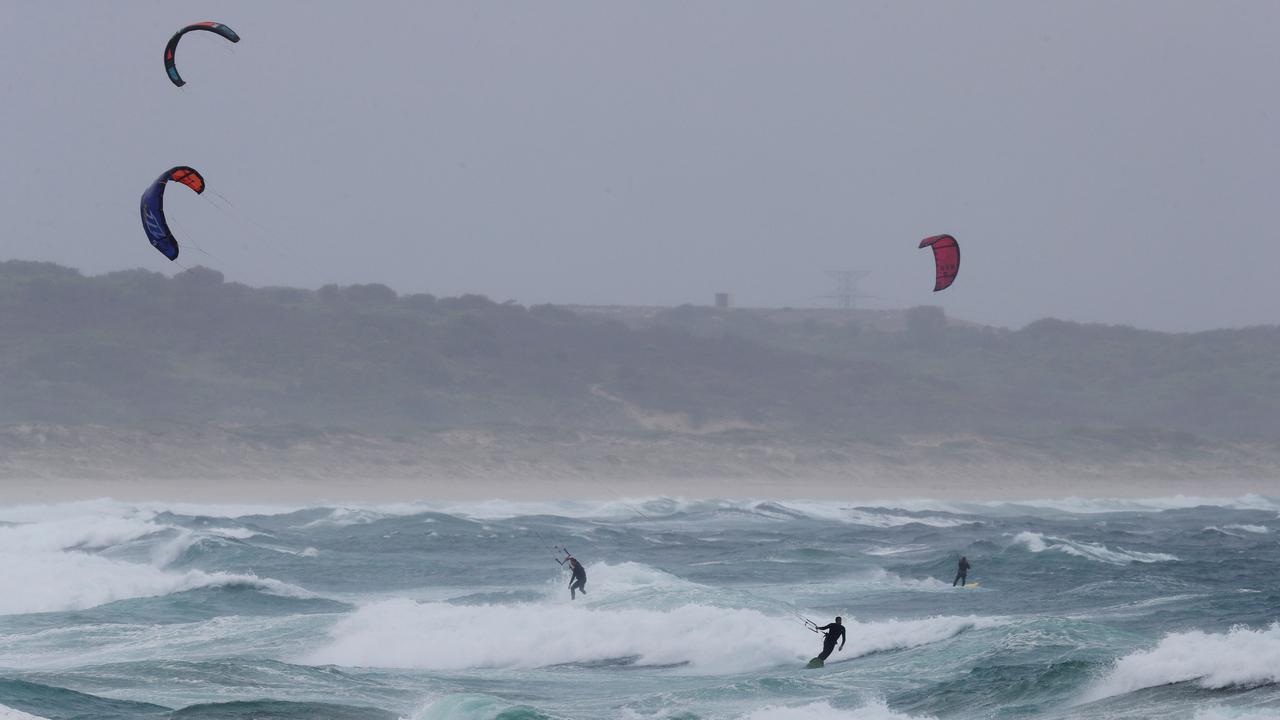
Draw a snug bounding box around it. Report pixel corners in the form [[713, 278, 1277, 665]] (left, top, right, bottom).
[[565, 556, 587, 599], [953, 556, 971, 587], [816, 617, 845, 661]]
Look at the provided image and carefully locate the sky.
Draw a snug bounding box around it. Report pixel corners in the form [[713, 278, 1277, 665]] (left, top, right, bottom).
[[2, 1, 1277, 331]]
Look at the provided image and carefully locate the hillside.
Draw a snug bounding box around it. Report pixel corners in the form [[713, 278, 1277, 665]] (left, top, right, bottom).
[[2, 260, 1279, 487]]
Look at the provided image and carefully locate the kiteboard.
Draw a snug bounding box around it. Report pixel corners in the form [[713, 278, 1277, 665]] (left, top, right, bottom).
[[805, 657, 824, 669], [962, 582, 980, 589]]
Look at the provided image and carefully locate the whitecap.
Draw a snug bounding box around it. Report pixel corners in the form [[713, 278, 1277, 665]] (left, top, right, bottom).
[[1009, 531, 1177, 564], [1084, 622, 1280, 702]]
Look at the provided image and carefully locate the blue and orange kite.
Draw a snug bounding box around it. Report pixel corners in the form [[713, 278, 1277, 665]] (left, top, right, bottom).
[[140, 167, 205, 261]]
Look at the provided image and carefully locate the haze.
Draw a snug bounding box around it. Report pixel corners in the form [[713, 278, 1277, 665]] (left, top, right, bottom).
[[2, 1, 1277, 331]]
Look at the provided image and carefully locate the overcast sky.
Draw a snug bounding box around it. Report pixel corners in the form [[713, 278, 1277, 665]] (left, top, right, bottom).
[[2, 1, 1277, 331]]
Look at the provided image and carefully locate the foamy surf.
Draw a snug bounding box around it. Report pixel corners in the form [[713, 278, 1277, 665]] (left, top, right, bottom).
[[737, 700, 938, 720], [1009, 531, 1178, 564], [304, 597, 995, 674], [1, 496, 1276, 718], [0, 706, 47, 720], [1084, 623, 1280, 702]]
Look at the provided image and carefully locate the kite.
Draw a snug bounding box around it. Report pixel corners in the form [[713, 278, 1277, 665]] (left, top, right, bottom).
[[164, 22, 240, 87], [140, 166, 205, 261], [919, 234, 960, 292]]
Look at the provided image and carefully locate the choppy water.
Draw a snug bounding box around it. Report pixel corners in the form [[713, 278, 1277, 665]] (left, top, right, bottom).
[[1, 495, 1279, 719]]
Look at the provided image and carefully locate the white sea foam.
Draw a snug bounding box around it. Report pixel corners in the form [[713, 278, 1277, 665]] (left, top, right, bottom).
[[0, 511, 313, 615], [0, 544, 312, 615], [874, 494, 1280, 516], [304, 596, 994, 674], [811, 569, 954, 595], [1224, 524, 1269, 534], [395, 494, 1280, 524], [1084, 623, 1280, 702], [553, 561, 702, 600], [0, 705, 49, 720], [331, 497, 972, 526], [1, 495, 1275, 529], [1009, 532, 1177, 564], [757, 502, 971, 528], [299, 507, 394, 528], [0, 513, 166, 553], [205, 526, 262, 539], [0, 498, 293, 525], [737, 700, 937, 720], [148, 525, 268, 568], [0, 609, 329, 670], [409, 694, 536, 720], [862, 545, 931, 556], [1192, 708, 1280, 720], [150, 528, 197, 567]]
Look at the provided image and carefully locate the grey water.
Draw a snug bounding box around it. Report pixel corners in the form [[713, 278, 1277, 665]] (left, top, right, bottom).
[[0, 496, 1278, 720]]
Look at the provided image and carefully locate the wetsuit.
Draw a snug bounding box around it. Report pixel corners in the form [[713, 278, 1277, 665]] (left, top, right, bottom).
[[568, 558, 587, 599], [817, 623, 845, 661], [953, 557, 970, 587]]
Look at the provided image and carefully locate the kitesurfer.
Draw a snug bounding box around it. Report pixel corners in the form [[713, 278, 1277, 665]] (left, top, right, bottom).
[[566, 555, 587, 599], [953, 556, 971, 587], [816, 617, 845, 661]]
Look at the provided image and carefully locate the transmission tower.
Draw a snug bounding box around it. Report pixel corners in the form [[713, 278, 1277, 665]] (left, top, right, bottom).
[[820, 270, 871, 310]]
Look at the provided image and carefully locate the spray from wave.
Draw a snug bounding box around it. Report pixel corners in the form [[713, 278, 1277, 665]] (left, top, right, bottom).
[[1084, 623, 1280, 702], [304, 595, 995, 674], [0, 512, 311, 615], [1009, 532, 1177, 564]]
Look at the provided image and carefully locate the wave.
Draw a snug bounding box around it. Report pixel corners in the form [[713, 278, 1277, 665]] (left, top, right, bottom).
[[0, 682, 393, 720], [0, 543, 312, 615], [867, 494, 1280, 516], [411, 694, 548, 720], [801, 569, 955, 595], [862, 545, 932, 557], [1084, 623, 1280, 702], [1199, 525, 1271, 540], [149, 524, 272, 568], [280, 497, 974, 527], [203, 526, 263, 539], [0, 498, 292, 525], [303, 597, 995, 674], [736, 700, 937, 720], [557, 561, 703, 599], [532, 560, 797, 615], [254, 494, 1280, 530], [170, 699, 397, 719], [424, 494, 1280, 521], [0, 505, 314, 616], [0, 678, 168, 719], [1008, 531, 1177, 564], [297, 507, 398, 528], [1192, 709, 1280, 720], [854, 569, 954, 592], [0, 512, 166, 553], [1225, 524, 1270, 534], [1, 495, 1276, 531], [0, 706, 46, 720]]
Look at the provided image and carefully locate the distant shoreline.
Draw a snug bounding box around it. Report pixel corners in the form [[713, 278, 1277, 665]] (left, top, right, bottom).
[[3, 423, 1276, 504]]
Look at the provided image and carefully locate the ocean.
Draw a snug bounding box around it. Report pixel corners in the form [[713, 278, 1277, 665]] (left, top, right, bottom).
[[0, 495, 1278, 720]]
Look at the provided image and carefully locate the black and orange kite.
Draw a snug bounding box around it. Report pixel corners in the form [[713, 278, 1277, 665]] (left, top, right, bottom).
[[164, 22, 240, 87]]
